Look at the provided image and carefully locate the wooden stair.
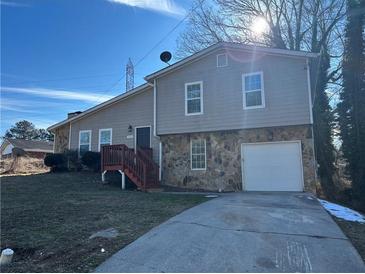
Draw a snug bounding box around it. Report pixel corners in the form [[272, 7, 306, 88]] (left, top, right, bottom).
[[101, 144, 160, 191]]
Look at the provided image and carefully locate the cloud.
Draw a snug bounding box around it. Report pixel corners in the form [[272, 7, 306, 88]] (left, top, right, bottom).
[[107, 0, 185, 17], [1, 98, 74, 114], [2, 98, 75, 108], [1, 105, 42, 114], [1, 87, 114, 104], [0, 1, 29, 7]]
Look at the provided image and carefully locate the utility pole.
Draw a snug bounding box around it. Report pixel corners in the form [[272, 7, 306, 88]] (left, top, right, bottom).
[[126, 58, 134, 92]]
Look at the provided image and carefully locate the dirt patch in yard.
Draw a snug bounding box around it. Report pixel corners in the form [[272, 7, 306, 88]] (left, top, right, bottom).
[[333, 218, 365, 262], [1, 172, 208, 272]]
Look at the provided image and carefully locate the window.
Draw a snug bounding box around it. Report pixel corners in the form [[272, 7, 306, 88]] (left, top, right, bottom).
[[185, 81, 203, 115], [79, 130, 91, 155], [191, 139, 206, 170], [98, 128, 112, 151], [243, 72, 265, 109], [216, 53, 228, 67]]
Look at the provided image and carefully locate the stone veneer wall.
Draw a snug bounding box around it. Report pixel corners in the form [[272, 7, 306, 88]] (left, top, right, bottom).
[[160, 125, 316, 193], [54, 124, 69, 153]]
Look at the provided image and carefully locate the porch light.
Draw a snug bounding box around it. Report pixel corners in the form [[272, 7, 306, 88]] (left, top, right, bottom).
[[128, 125, 133, 133]]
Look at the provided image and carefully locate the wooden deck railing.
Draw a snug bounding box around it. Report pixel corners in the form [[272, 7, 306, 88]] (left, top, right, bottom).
[[101, 144, 159, 190], [137, 147, 159, 187], [101, 144, 125, 168]]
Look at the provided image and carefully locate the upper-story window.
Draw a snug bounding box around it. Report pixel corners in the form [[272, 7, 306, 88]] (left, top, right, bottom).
[[191, 139, 206, 170], [242, 72, 265, 109], [185, 81, 203, 115], [216, 53, 228, 67], [98, 128, 112, 151], [79, 130, 91, 155]]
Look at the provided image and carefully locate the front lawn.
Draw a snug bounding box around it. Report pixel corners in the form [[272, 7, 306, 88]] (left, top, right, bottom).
[[1, 172, 208, 272]]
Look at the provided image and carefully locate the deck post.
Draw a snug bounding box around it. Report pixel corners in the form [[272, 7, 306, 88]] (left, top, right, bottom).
[[118, 170, 125, 190], [101, 170, 107, 182]]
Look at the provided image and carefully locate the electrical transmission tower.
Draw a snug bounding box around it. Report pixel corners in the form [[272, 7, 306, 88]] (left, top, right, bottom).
[[126, 58, 134, 92]]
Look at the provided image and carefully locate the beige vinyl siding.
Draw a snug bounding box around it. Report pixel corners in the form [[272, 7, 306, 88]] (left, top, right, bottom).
[[69, 88, 160, 162], [156, 49, 311, 135]]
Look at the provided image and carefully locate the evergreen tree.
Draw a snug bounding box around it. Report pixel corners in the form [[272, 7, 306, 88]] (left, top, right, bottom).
[[338, 0, 365, 208], [34, 129, 54, 142], [313, 49, 337, 199], [5, 120, 37, 140], [4, 120, 54, 141]]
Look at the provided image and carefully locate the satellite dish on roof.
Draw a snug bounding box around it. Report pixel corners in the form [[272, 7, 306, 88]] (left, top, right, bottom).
[[160, 51, 172, 65]]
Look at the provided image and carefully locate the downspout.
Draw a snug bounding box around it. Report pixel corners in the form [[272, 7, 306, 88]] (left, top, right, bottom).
[[153, 79, 162, 181], [306, 58, 314, 124], [306, 58, 318, 185], [153, 79, 157, 137], [68, 122, 72, 150], [52, 132, 56, 153]]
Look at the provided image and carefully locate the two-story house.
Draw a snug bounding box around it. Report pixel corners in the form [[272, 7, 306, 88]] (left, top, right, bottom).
[[48, 42, 318, 193]]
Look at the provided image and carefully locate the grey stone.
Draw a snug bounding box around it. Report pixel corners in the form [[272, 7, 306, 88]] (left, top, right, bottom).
[[161, 125, 317, 193]]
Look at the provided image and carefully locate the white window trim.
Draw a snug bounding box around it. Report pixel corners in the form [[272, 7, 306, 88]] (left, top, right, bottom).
[[190, 139, 207, 171], [79, 130, 92, 154], [216, 53, 228, 67], [185, 81, 204, 116], [98, 128, 112, 151], [242, 71, 265, 109]]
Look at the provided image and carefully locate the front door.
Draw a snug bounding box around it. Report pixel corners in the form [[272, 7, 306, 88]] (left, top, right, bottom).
[[136, 127, 151, 149]]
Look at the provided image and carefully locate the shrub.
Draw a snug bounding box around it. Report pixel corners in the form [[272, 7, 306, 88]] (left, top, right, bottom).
[[64, 149, 82, 171], [81, 151, 101, 172], [44, 153, 67, 172]]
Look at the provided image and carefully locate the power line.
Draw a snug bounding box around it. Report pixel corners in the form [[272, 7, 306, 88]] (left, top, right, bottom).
[[95, 0, 206, 100]]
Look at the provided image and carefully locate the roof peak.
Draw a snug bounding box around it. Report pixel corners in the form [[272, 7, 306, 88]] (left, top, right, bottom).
[[145, 42, 318, 81]]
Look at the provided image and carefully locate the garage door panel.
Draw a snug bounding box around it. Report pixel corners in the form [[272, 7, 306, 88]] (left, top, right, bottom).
[[242, 142, 303, 191]]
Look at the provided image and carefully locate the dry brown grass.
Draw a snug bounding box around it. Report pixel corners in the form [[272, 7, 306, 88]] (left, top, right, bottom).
[[0, 156, 49, 175], [333, 218, 365, 262]]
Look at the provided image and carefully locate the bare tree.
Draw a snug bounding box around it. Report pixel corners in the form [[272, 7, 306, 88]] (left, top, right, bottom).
[[178, 0, 345, 55]]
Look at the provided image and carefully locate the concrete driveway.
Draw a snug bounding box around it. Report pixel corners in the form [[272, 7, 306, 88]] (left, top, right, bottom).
[[95, 192, 365, 272]]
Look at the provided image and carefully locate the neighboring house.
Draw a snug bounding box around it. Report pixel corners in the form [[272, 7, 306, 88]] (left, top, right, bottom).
[[0, 138, 54, 159], [48, 42, 318, 193]]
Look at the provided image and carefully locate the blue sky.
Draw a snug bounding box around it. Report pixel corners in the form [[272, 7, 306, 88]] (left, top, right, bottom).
[[1, 0, 193, 135]]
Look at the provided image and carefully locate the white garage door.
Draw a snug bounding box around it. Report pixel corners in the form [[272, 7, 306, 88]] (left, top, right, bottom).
[[241, 141, 304, 191]]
